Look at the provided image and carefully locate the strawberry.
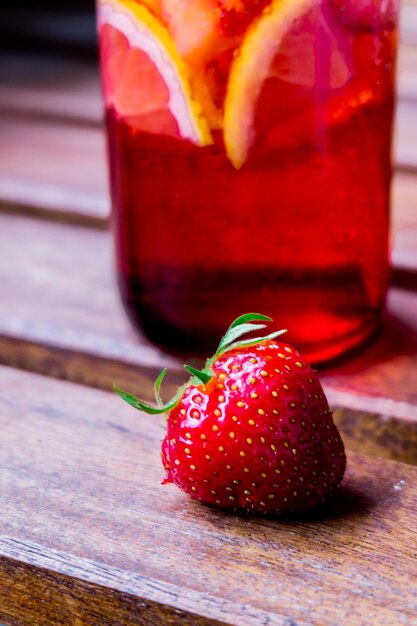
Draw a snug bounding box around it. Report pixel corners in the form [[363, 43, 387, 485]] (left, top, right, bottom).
[[117, 314, 346, 515]]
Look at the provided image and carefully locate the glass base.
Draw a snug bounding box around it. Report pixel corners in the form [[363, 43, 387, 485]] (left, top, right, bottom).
[[117, 268, 385, 366]]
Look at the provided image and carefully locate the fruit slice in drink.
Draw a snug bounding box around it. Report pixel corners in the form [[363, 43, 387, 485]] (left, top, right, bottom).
[[224, 0, 351, 168], [98, 0, 212, 144]]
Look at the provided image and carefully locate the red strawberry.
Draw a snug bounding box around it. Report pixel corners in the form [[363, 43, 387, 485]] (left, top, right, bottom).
[[117, 314, 346, 515]]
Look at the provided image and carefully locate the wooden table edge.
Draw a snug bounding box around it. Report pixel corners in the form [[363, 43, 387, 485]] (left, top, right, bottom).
[[0, 535, 288, 626], [1, 334, 416, 466]]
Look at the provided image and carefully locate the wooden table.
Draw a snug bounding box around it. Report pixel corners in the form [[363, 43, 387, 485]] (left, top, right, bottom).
[[1, 5, 417, 624]]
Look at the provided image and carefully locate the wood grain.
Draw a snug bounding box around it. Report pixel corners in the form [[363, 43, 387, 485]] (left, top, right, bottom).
[[0, 365, 416, 626], [0, 542, 226, 626], [0, 212, 416, 464], [0, 116, 109, 226], [0, 212, 182, 388]]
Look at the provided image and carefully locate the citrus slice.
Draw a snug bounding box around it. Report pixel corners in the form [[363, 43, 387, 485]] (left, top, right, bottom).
[[159, 0, 238, 129], [140, 0, 163, 18], [161, 0, 220, 64], [98, 0, 212, 145], [224, 0, 351, 168]]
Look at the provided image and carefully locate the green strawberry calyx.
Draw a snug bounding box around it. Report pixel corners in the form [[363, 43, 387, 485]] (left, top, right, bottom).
[[115, 313, 287, 415]]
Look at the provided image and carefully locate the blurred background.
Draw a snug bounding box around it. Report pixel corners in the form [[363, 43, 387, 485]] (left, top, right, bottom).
[[1, 0, 97, 57], [0, 0, 109, 225]]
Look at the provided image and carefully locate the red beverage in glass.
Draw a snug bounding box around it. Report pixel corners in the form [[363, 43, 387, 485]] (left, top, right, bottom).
[[98, 0, 398, 361]]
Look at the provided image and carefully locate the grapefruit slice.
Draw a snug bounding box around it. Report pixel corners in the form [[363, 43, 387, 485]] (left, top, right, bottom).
[[98, 0, 212, 144], [160, 0, 220, 64], [224, 0, 351, 168], [159, 0, 239, 129]]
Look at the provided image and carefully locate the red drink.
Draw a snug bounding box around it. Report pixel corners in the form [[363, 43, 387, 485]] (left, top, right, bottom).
[[98, 0, 398, 361]]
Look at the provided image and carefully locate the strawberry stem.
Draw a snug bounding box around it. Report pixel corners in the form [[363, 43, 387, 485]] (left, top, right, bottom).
[[229, 313, 272, 328], [115, 313, 287, 415], [184, 365, 212, 385], [154, 368, 167, 407]]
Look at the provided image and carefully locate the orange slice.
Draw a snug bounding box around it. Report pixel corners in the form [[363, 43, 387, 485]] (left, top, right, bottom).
[[98, 0, 212, 145], [224, 0, 351, 168]]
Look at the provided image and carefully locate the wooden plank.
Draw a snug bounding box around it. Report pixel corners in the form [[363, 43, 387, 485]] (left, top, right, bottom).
[[0, 212, 416, 464], [391, 171, 417, 276], [0, 548, 225, 626], [0, 52, 103, 125], [0, 116, 109, 225], [0, 211, 182, 395], [395, 98, 417, 169], [397, 45, 417, 99], [401, 0, 417, 43], [1, 365, 417, 626]]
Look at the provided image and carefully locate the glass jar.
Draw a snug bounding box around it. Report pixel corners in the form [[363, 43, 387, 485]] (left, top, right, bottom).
[[98, 0, 398, 361]]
